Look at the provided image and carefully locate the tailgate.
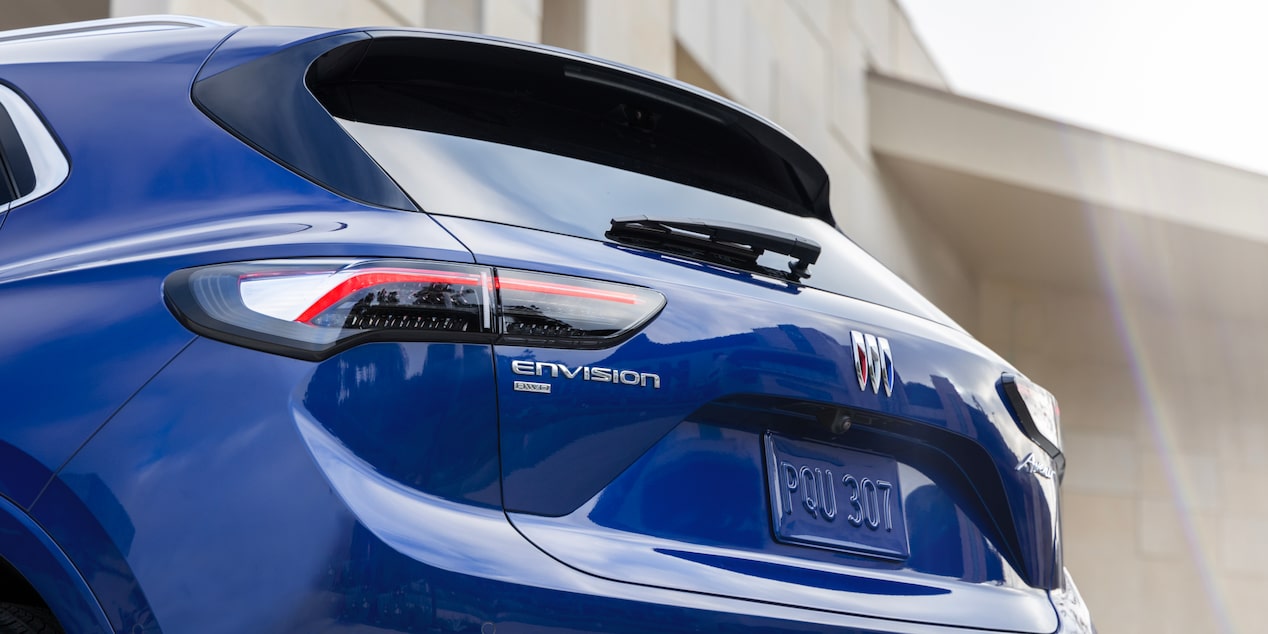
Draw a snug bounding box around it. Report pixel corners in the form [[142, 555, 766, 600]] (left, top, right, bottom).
[[443, 218, 1060, 634]]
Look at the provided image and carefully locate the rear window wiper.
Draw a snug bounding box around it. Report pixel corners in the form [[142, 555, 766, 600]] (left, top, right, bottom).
[[606, 216, 821, 282]]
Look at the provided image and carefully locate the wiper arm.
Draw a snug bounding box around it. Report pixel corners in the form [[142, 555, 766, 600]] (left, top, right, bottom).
[[606, 216, 821, 282]]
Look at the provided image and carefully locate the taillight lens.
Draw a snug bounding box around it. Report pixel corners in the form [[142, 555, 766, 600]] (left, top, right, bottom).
[[165, 259, 665, 360], [496, 270, 662, 345], [1002, 373, 1062, 457]]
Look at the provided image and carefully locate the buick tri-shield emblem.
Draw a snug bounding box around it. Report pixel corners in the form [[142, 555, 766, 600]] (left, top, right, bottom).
[[851, 331, 893, 396]]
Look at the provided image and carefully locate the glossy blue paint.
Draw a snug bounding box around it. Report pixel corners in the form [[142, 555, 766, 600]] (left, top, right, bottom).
[[0, 17, 1090, 634], [444, 218, 1060, 592], [37, 336, 1035, 633], [301, 342, 502, 507], [0, 495, 112, 633], [0, 21, 470, 511], [0, 261, 197, 508]]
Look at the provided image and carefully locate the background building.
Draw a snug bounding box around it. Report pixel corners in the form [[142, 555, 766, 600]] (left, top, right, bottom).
[[10, 1, 1268, 631]]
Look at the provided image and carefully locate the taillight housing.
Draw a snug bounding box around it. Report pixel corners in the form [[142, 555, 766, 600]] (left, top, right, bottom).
[[165, 259, 665, 360], [1001, 373, 1062, 458]]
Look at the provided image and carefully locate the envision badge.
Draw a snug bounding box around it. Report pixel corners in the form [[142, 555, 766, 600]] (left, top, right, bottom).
[[511, 360, 661, 389], [851, 331, 893, 396]]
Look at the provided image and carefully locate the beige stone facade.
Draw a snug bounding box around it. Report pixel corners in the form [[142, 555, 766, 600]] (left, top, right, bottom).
[[4, 0, 1265, 631]]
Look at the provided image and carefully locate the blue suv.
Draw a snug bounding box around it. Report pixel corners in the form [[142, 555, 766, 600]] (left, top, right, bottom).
[[0, 16, 1093, 634]]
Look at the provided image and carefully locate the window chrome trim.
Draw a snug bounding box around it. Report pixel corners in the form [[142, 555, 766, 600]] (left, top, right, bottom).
[[0, 85, 67, 210]]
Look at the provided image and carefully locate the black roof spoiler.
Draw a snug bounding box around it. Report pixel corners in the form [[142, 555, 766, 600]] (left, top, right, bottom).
[[195, 28, 833, 221]]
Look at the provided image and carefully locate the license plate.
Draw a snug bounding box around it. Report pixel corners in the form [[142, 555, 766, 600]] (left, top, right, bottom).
[[765, 432, 910, 560]]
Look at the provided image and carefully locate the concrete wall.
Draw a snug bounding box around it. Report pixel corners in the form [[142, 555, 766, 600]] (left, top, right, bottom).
[[870, 67, 1268, 631], [0, 0, 109, 29], [980, 278, 1268, 633], [112, 0, 541, 40]]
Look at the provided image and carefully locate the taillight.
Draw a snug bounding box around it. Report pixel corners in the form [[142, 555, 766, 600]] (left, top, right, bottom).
[[1002, 373, 1062, 458], [496, 270, 661, 345], [164, 259, 665, 360]]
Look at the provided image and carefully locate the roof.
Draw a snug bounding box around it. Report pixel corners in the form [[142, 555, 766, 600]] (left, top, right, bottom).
[[0, 15, 229, 45]]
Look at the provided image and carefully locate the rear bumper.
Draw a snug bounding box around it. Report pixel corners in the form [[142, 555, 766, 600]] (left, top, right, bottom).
[[298, 400, 1051, 633], [1050, 570, 1097, 633]]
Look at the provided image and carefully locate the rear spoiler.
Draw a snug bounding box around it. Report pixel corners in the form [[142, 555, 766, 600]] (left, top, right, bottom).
[[194, 28, 833, 222]]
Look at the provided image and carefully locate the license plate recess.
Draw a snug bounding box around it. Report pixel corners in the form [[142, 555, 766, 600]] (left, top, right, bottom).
[[765, 432, 910, 560]]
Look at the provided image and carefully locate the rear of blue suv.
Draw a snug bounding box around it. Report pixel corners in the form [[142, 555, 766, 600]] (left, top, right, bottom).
[[0, 17, 1093, 634]]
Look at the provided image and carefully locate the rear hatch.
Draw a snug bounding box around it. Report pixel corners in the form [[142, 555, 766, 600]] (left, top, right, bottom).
[[427, 206, 1059, 634], [202, 30, 1063, 633]]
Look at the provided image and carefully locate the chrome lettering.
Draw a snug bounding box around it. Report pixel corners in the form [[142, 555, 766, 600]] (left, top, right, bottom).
[[801, 466, 818, 516], [508, 360, 661, 389], [776, 456, 897, 535], [876, 480, 894, 531], [513, 381, 551, 394], [862, 478, 880, 529], [837, 473, 894, 531], [817, 468, 837, 520], [1016, 452, 1056, 479], [781, 461, 799, 514], [781, 461, 895, 531], [842, 474, 864, 527]]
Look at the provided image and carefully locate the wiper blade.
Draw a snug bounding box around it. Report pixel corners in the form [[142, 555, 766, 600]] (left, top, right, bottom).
[[606, 216, 821, 282]]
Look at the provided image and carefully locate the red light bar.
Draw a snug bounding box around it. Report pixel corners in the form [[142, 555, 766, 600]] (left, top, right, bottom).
[[496, 277, 638, 304], [296, 268, 487, 323]]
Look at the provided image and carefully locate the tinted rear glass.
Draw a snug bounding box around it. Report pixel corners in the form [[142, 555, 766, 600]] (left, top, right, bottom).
[[340, 119, 958, 329], [308, 36, 831, 220]]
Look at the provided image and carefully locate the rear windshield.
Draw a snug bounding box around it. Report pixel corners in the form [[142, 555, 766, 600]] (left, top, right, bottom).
[[340, 119, 958, 329]]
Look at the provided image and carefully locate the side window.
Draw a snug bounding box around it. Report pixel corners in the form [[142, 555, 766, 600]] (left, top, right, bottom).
[[0, 103, 24, 204], [0, 83, 67, 210], [0, 157, 12, 205]]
